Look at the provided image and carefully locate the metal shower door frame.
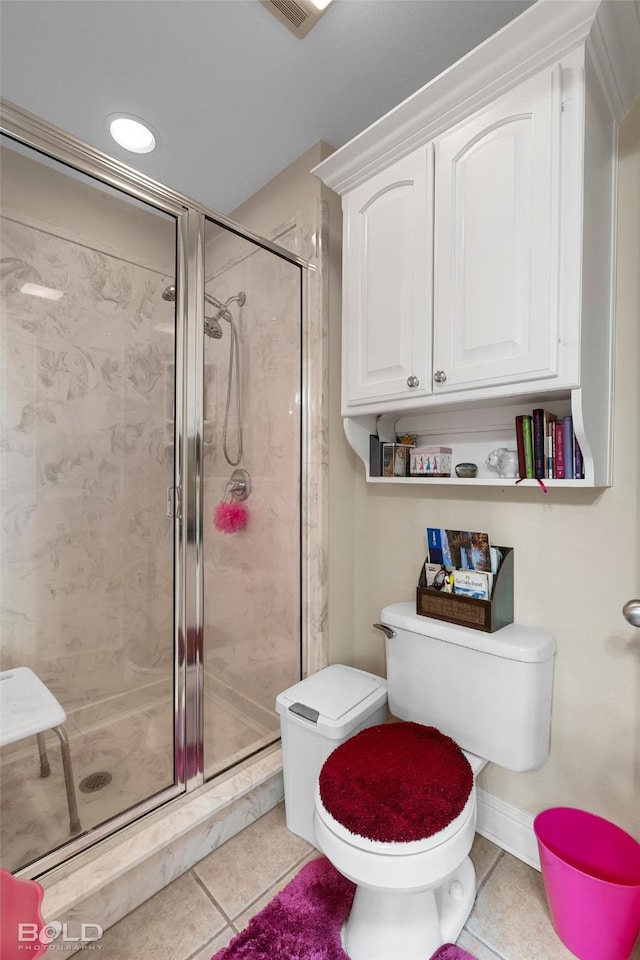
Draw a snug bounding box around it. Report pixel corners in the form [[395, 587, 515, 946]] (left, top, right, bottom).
[[0, 98, 310, 878]]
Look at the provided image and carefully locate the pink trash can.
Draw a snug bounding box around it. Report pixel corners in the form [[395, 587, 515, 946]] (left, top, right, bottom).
[[534, 807, 640, 960]]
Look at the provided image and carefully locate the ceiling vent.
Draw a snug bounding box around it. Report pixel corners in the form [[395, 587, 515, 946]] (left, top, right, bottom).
[[260, 0, 332, 38]]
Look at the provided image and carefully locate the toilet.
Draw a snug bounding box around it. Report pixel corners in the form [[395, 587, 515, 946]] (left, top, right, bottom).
[[278, 602, 556, 960]]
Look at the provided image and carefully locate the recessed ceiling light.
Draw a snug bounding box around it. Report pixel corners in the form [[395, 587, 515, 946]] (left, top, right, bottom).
[[106, 113, 159, 154]]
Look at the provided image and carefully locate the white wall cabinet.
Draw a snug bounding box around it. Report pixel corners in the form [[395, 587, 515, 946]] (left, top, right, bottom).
[[432, 67, 562, 394], [343, 146, 433, 406], [314, 0, 639, 488]]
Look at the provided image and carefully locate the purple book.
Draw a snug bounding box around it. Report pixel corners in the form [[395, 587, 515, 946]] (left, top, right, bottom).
[[563, 416, 574, 479]]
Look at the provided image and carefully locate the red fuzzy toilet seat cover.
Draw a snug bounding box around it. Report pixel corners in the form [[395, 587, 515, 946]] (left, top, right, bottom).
[[319, 722, 473, 843]]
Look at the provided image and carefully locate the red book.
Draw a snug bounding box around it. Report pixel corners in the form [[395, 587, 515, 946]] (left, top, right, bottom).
[[554, 420, 566, 479]]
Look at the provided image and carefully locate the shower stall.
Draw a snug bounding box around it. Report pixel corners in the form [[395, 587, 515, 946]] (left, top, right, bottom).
[[0, 102, 315, 881]]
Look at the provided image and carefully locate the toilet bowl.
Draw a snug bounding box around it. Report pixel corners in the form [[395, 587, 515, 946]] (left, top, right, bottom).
[[313, 721, 484, 960]]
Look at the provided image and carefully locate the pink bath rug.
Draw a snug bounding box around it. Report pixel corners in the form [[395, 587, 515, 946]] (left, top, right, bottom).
[[210, 856, 478, 960]]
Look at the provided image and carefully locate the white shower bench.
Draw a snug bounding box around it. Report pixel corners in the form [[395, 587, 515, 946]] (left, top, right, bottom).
[[0, 667, 81, 835]]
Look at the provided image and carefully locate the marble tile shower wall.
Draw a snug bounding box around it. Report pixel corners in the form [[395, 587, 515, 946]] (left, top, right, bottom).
[[203, 235, 301, 726], [0, 215, 176, 713]]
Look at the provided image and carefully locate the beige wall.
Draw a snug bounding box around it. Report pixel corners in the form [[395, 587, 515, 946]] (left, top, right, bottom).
[[336, 100, 640, 837]]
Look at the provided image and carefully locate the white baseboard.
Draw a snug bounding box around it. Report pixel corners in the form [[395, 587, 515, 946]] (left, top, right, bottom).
[[476, 788, 541, 870]]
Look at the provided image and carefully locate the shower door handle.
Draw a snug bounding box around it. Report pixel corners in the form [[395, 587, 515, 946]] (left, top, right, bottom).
[[166, 486, 182, 519]]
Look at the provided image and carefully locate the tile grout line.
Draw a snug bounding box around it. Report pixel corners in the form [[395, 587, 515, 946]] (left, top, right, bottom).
[[183, 933, 226, 960], [190, 867, 237, 927], [465, 929, 512, 960], [475, 848, 505, 894], [462, 850, 511, 960], [190, 848, 313, 931], [235, 849, 316, 916]]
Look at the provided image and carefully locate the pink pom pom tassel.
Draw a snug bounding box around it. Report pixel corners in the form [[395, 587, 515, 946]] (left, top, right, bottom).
[[213, 501, 247, 533]]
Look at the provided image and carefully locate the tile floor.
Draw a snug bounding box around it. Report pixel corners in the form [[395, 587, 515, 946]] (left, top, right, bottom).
[[95, 802, 635, 960]]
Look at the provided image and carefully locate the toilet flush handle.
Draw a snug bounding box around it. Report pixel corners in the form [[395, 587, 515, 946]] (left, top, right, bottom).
[[372, 623, 396, 639]]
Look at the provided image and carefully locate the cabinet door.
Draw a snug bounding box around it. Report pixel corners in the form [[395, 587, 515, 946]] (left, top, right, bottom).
[[343, 145, 433, 408], [433, 67, 561, 394]]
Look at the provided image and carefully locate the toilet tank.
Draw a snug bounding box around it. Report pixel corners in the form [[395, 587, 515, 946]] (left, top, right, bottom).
[[380, 603, 556, 772]]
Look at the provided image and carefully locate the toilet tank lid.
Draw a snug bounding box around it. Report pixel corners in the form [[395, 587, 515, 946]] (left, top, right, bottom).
[[276, 665, 387, 733], [380, 603, 556, 663]]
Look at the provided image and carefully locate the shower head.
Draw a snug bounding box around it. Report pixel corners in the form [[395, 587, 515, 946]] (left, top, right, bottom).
[[204, 315, 224, 340], [161, 284, 245, 339]]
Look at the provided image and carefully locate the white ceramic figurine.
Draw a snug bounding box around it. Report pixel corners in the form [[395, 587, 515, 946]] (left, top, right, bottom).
[[486, 447, 518, 479]]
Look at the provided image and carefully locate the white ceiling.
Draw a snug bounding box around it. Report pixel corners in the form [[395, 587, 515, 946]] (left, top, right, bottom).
[[0, 0, 533, 214]]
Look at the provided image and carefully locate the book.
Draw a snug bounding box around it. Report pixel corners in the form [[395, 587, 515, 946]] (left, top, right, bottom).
[[563, 417, 574, 479], [533, 409, 558, 478], [532, 409, 545, 479], [515, 414, 534, 479], [445, 529, 492, 572], [554, 420, 565, 479], [523, 415, 534, 478], [544, 410, 557, 478], [426, 528, 451, 566], [453, 569, 493, 600], [427, 528, 491, 571]]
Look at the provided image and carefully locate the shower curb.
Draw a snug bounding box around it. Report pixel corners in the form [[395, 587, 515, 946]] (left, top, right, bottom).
[[41, 747, 284, 947]]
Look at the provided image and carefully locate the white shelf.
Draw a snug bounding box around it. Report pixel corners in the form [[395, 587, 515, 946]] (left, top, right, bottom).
[[365, 476, 588, 488], [345, 388, 607, 488]]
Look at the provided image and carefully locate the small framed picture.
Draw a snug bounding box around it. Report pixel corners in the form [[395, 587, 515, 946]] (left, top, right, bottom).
[[382, 443, 411, 477], [410, 446, 452, 478]]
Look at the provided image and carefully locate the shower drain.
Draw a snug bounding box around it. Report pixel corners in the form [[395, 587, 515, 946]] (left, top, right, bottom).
[[79, 771, 112, 793]]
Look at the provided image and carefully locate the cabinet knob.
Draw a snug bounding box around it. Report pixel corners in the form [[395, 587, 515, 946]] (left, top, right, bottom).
[[623, 599, 640, 628], [407, 375, 420, 388], [434, 370, 447, 384]]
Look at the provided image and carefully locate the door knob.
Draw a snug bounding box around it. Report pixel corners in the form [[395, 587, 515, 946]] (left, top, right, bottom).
[[434, 370, 447, 384], [407, 375, 420, 388], [622, 599, 640, 627]]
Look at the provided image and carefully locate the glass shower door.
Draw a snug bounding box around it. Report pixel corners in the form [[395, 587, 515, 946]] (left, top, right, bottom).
[[0, 136, 179, 873], [202, 217, 302, 779]]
